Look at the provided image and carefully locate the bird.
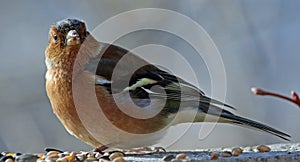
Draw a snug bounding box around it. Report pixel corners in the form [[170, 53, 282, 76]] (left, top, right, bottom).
[[45, 18, 290, 150]]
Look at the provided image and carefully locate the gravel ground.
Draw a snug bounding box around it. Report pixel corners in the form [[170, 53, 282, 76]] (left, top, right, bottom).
[[2, 143, 300, 162], [124, 143, 300, 162]]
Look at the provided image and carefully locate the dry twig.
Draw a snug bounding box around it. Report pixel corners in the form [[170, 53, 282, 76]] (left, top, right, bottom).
[[251, 87, 300, 108]]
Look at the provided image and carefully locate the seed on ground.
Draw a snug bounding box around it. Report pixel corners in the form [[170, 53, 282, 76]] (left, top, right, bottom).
[[112, 157, 126, 162], [221, 151, 232, 157], [210, 152, 219, 160], [162, 154, 175, 161], [232, 147, 243, 156], [257, 145, 271, 152], [176, 153, 187, 159], [109, 152, 124, 161]]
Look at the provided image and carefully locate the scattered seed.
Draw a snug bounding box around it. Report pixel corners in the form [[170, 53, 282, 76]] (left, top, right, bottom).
[[75, 154, 86, 161], [15, 154, 38, 162], [170, 160, 182, 162], [232, 147, 243, 156], [210, 152, 219, 160], [36, 154, 44, 160], [257, 145, 271, 152], [99, 155, 110, 161], [109, 152, 124, 161], [221, 151, 232, 157], [56, 157, 67, 162], [46, 151, 61, 156], [175, 153, 186, 160], [6, 153, 15, 158], [85, 156, 97, 162], [14, 153, 22, 157], [45, 154, 59, 161], [99, 159, 110, 162], [0, 155, 14, 162], [112, 157, 126, 162], [85, 158, 97, 162], [94, 152, 102, 159], [5, 159, 14, 162], [44, 148, 64, 153], [162, 154, 175, 161]]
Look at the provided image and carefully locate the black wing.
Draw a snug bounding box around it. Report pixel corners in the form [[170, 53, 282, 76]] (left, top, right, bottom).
[[85, 43, 235, 110]]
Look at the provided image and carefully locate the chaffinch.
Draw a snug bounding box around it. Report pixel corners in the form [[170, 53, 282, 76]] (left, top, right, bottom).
[[45, 18, 290, 150]]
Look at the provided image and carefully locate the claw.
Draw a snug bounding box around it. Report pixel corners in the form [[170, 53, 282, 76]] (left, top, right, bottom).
[[93, 145, 110, 154]]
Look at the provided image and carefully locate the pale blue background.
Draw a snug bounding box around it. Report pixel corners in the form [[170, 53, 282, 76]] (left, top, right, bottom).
[[0, 0, 299, 152]]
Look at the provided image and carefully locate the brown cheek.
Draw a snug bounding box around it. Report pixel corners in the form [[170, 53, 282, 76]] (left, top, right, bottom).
[[46, 42, 61, 58]]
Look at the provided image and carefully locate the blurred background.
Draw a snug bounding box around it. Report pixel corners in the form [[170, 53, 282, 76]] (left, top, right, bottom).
[[0, 0, 300, 152]]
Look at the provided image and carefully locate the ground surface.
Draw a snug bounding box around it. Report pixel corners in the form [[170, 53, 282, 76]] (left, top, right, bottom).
[[3, 143, 300, 161], [124, 143, 300, 162]]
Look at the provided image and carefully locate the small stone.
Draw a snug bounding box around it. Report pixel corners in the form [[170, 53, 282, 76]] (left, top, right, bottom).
[[1, 152, 8, 155], [45, 154, 59, 161], [210, 152, 219, 160], [5, 159, 14, 162], [16, 154, 38, 162], [152, 147, 167, 153], [232, 147, 243, 156], [14, 153, 22, 157], [175, 153, 186, 160], [56, 157, 67, 162], [6, 153, 15, 158], [36, 154, 45, 160], [87, 153, 96, 158], [85, 152, 97, 161], [37, 159, 46, 162], [99, 155, 110, 161], [76, 154, 87, 161], [257, 145, 271, 152], [221, 151, 232, 157], [162, 155, 175, 162], [57, 153, 66, 158], [0, 156, 14, 162], [67, 152, 77, 162], [94, 153, 102, 159], [112, 157, 126, 162], [85, 157, 97, 162], [44, 148, 64, 153], [46, 151, 61, 156], [109, 152, 124, 161], [99, 159, 109, 162], [170, 160, 181, 162]]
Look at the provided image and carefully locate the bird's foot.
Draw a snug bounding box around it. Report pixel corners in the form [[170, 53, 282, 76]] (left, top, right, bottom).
[[93, 145, 166, 156], [252, 87, 300, 108], [93, 145, 110, 155]]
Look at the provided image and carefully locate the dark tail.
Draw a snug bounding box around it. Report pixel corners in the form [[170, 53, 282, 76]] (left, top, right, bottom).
[[220, 111, 291, 141]]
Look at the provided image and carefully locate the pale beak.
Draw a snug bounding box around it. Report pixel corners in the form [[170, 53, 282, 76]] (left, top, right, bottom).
[[66, 30, 81, 46]]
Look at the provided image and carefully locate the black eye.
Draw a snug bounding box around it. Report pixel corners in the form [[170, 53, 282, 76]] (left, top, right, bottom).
[[53, 34, 58, 41]]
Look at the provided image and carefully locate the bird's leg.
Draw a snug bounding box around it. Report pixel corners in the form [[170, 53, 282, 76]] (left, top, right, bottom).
[[251, 87, 300, 108], [93, 145, 110, 154]]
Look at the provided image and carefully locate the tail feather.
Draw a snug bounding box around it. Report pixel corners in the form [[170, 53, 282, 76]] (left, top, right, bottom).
[[220, 111, 290, 141]]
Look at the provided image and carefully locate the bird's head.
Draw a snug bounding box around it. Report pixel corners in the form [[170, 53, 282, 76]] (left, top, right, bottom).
[[45, 18, 100, 72], [45, 18, 96, 70]]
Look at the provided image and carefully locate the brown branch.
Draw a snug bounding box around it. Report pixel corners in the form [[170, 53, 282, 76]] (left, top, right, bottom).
[[251, 87, 300, 108]]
